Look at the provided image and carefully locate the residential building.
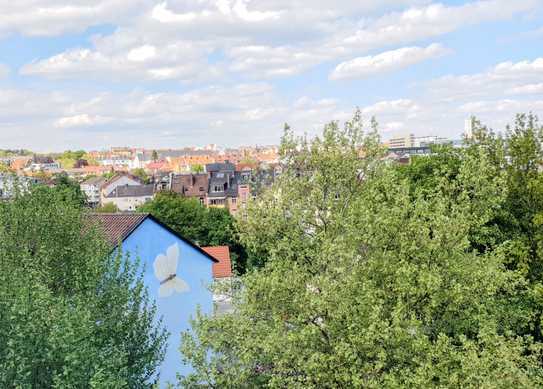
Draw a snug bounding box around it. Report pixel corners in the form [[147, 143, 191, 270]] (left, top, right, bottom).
[[102, 184, 154, 211], [205, 161, 239, 213], [0, 174, 39, 200], [86, 213, 220, 385], [170, 173, 209, 205], [5, 156, 31, 172], [464, 118, 475, 139], [202, 246, 233, 315], [101, 174, 143, 199], [80, 176, 106, 206], [26, 155, 60, 172], [414, 135, 450, 147], [387, 133, 416, 148], [236, 182, 251, 217]]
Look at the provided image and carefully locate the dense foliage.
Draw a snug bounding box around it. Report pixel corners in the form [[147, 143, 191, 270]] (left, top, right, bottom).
[[132, 168, 151, 184], [179, 112, 543, 388], [138, 191, 248, 273], [96, 202, 121, 213], [51, 172, 87, 205], [0, 185, 167, 387], [55, 150, 87, 169]]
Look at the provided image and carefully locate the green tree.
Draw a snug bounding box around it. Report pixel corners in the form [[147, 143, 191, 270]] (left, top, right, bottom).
[[191, 164, 204, 173], [178, 112, 543, 388], [0, 162, 12, 173], [0, 185, 167, 387], [399, 114, 543, 342], [139, 191, 247, 273], [96, 202, 120, 213], [51, 172, 87, 205], [152, 150, 159, 162], [132, 168, 151, 184]]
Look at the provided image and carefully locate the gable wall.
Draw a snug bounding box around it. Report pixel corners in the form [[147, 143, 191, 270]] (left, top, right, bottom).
[[121, 218, 214, 386]]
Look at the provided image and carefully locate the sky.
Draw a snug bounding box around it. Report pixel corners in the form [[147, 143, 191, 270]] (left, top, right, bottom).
[[0, 0, 542, 151]]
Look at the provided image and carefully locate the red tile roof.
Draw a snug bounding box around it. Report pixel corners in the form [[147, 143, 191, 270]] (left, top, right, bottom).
[[85, 213, 219, 263], [202, 246, 233, 278], [86, 213, 148, 246]]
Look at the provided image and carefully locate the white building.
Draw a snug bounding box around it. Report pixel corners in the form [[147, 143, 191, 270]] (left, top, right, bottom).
[[464, 118, 475, 139], [388, 133, 416, 148], [101, 174, 143, 202], [414, 135, 450, 147], [0, 174, 39, 200], [80, 176, 106, 206], [102, 184, 154, 211]]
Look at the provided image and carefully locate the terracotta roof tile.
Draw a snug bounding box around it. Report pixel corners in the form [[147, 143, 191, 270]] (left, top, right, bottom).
[[202, 246, 233, 278], [85, 213, 220, 264], [86, 213, 148, 246]]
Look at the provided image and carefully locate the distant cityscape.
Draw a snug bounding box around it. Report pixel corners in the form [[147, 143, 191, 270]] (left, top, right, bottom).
[[0, 129, 471, 214]]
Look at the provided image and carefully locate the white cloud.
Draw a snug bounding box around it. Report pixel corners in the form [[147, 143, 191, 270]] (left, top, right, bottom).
[[151, 0, 281, 23], [55, 114, 111, 128], [17, 0, 540, 82], [459, 99, 543, 114], [0, 64, 9, 79], [342, 0, 539, 51], [20, 40, 219, 82], [228, 45, 327, 77], [127, 45, 157, 62], [362, 99, 420, 116], [3, 1, 543, 150], [508, 83, 543, 95], [0, 1, 145, 37], [330, 43, 450, 80], [427, 57, 543, 99]]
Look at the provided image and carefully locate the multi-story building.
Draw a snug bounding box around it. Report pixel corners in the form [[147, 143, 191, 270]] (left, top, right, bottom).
[[170, 173, 209, 205], [80, 176, 106, 206], [205, 162, 239, 213], [102, 184, 155, 211], [387, 133, 416, 148], [100, 173, 145, 206], [26, 155, 60, 172], [0, 174, 40, 200]]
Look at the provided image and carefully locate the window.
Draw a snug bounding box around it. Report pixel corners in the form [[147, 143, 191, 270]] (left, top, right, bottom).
[[199, 186, 205, 191], [231, 198, 237, 204], [213, 185, 222, 192]]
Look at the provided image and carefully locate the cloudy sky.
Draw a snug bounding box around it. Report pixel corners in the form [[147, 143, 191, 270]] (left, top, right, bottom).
[[0, 0, 542, 151]]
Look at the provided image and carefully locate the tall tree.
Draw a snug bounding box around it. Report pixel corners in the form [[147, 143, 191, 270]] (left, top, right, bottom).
[[0, 186, 167, 387], [51, 171, 87, 205], [138, 191, 248, 273], [178, 112, 543, 388]]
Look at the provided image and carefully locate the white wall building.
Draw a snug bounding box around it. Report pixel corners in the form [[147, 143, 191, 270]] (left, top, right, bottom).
[[80, 176, 106, 206], [102, 184, 154, 211]]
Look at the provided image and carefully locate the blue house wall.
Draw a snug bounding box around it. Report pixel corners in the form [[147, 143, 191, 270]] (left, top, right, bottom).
[[121, 218, 214, 386]]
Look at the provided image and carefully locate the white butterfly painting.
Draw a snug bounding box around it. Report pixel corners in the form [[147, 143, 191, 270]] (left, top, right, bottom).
[[153, 243, 190, 298]]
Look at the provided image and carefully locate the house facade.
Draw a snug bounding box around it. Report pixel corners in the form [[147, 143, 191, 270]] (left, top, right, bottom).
[[80, 176, 106, 206], [205, 161, 239, 213], [102, 184, 154, 211], [100, 173, 149, 210], [0, 174, 39, 200], [87, 213, 227, 386], [170, 173, 209, 205]]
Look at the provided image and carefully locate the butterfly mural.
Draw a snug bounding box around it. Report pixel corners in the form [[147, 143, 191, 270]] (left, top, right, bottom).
[[153, 243, 190, 297]]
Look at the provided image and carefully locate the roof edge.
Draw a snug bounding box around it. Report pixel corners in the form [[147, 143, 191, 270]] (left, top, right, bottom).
[[110, 213, 219, 263]]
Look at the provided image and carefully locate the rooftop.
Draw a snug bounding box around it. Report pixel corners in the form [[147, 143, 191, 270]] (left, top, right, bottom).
[[202, 246, 233, 278], [105, 184, 154, 198], [85, 212, 219, 263]]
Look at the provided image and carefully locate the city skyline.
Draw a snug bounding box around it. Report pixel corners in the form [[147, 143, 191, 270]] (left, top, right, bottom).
[[0, 1, 542, 151]]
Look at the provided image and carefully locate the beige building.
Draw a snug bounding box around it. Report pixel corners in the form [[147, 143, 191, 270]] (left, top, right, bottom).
[[387, 133, 416, 148]]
